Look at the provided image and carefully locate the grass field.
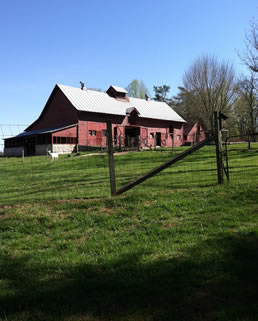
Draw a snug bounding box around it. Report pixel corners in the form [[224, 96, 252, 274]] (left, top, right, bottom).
[[0, 143, 258, 321], [1, 142, 257, 204]]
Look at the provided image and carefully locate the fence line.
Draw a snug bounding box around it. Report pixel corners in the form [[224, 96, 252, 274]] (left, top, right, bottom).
[[0, 123, 257, 205]]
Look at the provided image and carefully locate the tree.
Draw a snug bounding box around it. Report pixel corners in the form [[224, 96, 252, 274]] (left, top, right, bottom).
[[171, 86, 202, 123], [153, 85, 171, 103], [126, 80, 150, 99], [235, 72, 258, 134], [182, 55, 236, 133], [240, 19, 258, 73]]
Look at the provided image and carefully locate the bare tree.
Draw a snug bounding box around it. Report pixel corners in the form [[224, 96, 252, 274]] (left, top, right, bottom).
[[236, 72, 258, 134], [240, 19, 258, 73], [183, 55, 236, 133]]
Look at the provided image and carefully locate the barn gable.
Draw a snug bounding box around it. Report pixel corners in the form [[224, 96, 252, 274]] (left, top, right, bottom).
[[26, 85, 79, 132]]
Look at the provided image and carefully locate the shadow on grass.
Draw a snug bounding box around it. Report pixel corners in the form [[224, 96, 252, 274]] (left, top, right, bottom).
[[1, 232, 258, 321]]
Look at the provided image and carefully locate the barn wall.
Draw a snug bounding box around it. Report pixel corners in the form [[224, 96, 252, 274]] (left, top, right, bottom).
[[52, 144, 76, 153], [34, 144, 76, 155], [78, 112, 184, 147], [52, 126, 77, 138], [35, 144, 51, 155], [183, 124, 206, 145], [140, 124, 183, 148], [4, 147, 23, 157], [28, 88, 78, 131], [122, 117, 184, 147], [78, 120, 107, 146], [79, 112, 124, 124]]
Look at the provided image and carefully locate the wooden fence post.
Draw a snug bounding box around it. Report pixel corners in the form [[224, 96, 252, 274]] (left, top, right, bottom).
[[214, 111, 224, 184], [22, 147, 24, 164], [118, 135, 122, 152], [248, 130, 251, 150], [107, 120, 116, 196]]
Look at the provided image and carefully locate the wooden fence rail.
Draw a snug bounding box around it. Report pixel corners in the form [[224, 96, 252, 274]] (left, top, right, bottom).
[[115, 135, 215, 195]]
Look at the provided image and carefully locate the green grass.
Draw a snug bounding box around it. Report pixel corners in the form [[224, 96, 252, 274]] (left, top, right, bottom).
[[0, 184, 258, 321], [0, 144, 257, 320], [1, 143, 257, 205]]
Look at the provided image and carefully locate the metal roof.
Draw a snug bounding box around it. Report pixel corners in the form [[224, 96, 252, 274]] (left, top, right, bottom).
[[57, 84, 185, 123], [4, 124, 77, 140]]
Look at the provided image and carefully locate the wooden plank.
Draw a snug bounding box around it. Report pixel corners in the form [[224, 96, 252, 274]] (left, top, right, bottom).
[[116, 135, 215, 195]]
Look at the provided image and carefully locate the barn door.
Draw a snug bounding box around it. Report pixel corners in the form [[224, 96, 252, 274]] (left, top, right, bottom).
[[96, 130, 102, 146], [140, 128, 148, 146], [161, 132, 166, 147], [116, 126, 124, 146]]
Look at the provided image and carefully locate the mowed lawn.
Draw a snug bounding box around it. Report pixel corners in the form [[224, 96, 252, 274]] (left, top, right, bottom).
[[0, 144, 258, 321]]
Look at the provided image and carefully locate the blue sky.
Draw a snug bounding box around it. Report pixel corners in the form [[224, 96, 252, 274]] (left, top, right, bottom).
[[0, 0, 257, 126]]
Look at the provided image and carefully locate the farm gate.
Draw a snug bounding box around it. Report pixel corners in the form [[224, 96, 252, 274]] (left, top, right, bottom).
[[223, 132, 258, 183], [107, 112, 228, 196]]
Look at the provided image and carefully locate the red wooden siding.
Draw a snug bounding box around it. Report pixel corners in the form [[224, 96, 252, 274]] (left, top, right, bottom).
[[52, 126, 77, 138], [27, 87, 78, 131], [183, 123, 206, 145]]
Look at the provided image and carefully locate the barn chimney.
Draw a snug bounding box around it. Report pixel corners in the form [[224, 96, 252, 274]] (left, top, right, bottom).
[[80, 81, 87, 90]]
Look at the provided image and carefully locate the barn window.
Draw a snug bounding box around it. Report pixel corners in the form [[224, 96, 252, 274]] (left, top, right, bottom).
[[177, 135, 181, 141], [102, 130, 107, 136], [89, 130, 92, 136], [53, 136, 75, 144], [150, 133, 154, 139], [93, 130, 97, 136]]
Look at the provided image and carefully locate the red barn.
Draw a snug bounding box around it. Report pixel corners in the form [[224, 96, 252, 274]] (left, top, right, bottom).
[[4, 83, 188, 156], [182, 122, 207, 145]]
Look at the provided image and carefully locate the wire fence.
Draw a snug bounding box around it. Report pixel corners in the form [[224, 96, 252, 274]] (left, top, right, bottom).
[[0, 125, 110, 204], [0, 151, 110, 205], [0, 124, 28, 155], [225, 133, 258, 183], [1, 124, 258, 205]]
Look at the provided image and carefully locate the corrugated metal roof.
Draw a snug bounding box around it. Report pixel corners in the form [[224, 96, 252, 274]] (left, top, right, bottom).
[[5, 124, 77, 139], [57, 84, 185, 123]]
